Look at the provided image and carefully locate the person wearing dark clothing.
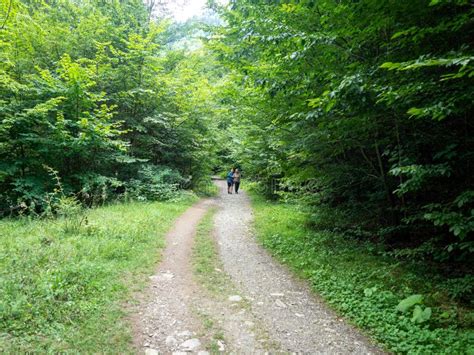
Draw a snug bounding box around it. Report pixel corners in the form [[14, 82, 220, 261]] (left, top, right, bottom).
[[226, 168, 235, 194]]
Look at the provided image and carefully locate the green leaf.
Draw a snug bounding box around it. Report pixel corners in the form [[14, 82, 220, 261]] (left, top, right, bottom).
[[440, 311, 451, 319], [364, 287, 377, 297], [396, 294, 423, 312], [407, 107, 423, 117], [411, 305, 432, 323], [379, 62, 401, 70]]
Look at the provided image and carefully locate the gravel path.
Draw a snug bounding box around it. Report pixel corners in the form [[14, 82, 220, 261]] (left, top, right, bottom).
[[131, 198, 271, 354], [132, 180, 383, 354], [213, 180, 383, 354]]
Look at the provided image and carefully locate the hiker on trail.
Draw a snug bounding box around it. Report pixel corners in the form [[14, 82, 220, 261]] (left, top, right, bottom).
[[227, 168, 235, 194], [233, 168, 241, 194]]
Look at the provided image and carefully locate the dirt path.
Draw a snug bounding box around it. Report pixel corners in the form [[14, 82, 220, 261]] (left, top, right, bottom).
[[132, 199, 212, 354], [132, 181, 383, 354], [131, 197, 270, 354]]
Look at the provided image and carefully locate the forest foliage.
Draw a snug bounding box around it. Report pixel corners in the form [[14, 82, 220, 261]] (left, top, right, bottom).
[[0, 0, 221, 215], [208, 0, 474, 266]]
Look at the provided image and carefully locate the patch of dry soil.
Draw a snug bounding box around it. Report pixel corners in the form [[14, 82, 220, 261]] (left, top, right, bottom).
[[131, 199, 211, 354]]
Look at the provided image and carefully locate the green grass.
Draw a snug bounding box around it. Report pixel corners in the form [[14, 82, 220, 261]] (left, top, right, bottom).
[[192, 207, 234, 296], [0, 196, 197, 352], [249, 191, 474, 354], [191, 207, 231, 353]]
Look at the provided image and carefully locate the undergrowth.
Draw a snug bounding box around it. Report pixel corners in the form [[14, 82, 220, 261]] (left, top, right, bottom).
[[0, 196, 197, 352], [249, 191, 474, 354]]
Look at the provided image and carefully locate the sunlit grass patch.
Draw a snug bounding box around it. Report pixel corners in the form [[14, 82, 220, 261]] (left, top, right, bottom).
[[0, 197, 197, 352]]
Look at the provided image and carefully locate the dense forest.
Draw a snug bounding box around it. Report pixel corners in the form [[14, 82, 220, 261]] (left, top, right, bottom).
[[211, 0, 474, 264], [0, 0, 473, 352], [0, 0, 223, 214]]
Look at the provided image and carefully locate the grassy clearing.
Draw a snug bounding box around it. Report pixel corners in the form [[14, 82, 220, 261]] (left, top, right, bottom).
[[0, 196, 197, 352], [249, 191, 474, 354]]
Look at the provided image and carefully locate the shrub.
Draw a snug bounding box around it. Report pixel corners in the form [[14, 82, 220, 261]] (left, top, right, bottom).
[[125, 165, 188, 201]]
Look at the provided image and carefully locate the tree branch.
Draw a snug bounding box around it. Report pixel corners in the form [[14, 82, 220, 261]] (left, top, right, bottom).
[[0, 0, 13, 30]]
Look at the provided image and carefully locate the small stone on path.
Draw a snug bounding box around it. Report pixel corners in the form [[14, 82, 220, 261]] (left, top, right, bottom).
[[244, 321, 255, 327], [179, 338, 201, 351], [145, 349, 159, 355], [149, 271, 174, 281], [228, 295, 242, 302], [176, 330, 193, 338], [270, 292, 285, 297], [275, 299, 287, 308], [162, 271, 175, 280], [217, 340, 226, 351], [295, 313, 304, 318], [166, 335, 178, 347]]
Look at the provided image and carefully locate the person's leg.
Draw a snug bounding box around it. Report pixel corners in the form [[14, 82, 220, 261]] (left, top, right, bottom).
[[235, 182, 240, 193]]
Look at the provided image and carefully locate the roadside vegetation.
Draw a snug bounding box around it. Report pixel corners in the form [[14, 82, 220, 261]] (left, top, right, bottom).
[[249, 189, 473, 353], [192, 208, 231, 296], [212, 1, 473, 351], [0, 196, 196, 352], [0, 1, 222, 217]]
